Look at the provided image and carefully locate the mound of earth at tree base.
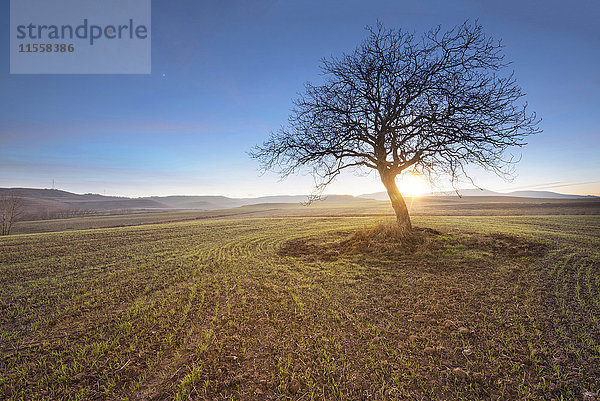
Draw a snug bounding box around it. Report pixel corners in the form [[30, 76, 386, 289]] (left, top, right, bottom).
[[278, 223, 547, 261]]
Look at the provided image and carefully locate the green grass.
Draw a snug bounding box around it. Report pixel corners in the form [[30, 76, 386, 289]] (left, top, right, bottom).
[[1, 215, 599, 400], [11, 197, 600, 236]]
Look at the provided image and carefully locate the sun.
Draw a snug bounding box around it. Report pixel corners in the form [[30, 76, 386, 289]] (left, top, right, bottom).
[[397, 172, 430, 197]]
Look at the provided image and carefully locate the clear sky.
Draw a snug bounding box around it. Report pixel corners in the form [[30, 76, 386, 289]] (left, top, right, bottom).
[[1, 0, 599, 197]]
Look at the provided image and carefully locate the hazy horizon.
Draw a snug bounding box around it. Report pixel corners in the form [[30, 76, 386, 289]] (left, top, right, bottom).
[[2, 185, 598, 200]]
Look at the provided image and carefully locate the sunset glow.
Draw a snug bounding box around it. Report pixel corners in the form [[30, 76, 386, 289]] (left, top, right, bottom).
[[397, 172, 431, 197]]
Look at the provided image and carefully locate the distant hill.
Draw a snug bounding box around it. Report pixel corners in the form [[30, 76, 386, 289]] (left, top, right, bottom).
[[3, 187, 597, 221], [0, 188, 366, 220], [0, 188, 169, 219], [146, 194, 363, 210], [360, 189, 598, 200], [505, 190, 598, 199]]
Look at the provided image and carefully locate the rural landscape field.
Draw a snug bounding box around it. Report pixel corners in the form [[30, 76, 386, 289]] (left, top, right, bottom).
[[1, 199, 599, 400], [3, 1, 599, 400]]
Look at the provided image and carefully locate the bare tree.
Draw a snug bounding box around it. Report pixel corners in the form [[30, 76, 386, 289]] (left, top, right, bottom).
[[251, 21, 540, 235], [0, 192, 24, 235]]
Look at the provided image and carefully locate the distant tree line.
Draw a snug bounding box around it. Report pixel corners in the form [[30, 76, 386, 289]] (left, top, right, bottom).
[[0, 193, 150, 235], [21, 208, 140, 222], [24, 208, 137, 221]]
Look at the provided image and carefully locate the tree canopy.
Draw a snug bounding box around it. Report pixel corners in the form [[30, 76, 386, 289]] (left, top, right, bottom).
[[252, 21, 540, 233]]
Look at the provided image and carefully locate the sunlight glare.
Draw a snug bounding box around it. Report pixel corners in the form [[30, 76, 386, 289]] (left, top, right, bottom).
[[398, 172, 431, 197]]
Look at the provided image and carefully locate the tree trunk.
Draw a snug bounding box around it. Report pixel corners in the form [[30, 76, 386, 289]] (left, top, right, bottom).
[[380, 171, 412, 235]]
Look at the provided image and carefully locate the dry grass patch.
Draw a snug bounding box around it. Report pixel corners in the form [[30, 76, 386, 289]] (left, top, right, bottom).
[[279, 222, 546, 260]]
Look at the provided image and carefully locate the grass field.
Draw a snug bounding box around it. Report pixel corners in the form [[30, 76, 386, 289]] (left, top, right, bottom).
[[1, 209, 599, 399], [10, 197, 600, 236]]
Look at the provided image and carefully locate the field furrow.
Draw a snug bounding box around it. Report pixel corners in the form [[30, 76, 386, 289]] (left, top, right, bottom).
[[1, 215, 598, 400]]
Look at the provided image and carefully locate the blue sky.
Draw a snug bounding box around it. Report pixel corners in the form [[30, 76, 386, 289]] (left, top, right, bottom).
[[1, 0, 599, 197]]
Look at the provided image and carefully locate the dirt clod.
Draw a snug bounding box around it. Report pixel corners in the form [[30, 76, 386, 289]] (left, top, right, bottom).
[[288, 378, 300, 394], [458, 327, 470, 335], [443, 320, 455, 328], [453, 367, 469, 380], [471, 372, 483, 383], [413, 314, 427, 323]]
